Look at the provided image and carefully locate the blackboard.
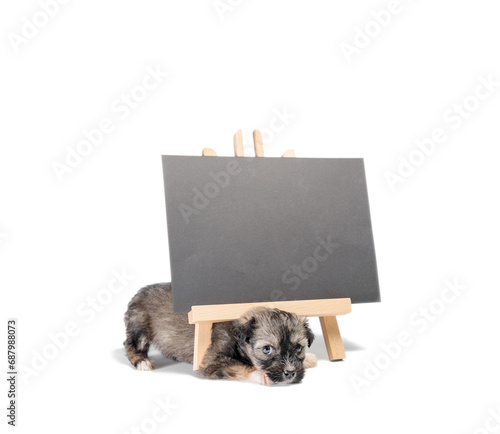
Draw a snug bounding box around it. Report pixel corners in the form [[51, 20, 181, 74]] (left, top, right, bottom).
[[162, 156, 380, 313]]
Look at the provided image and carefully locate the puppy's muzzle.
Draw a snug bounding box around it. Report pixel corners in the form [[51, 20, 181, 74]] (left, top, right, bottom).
[[283, 370, 296, 380]]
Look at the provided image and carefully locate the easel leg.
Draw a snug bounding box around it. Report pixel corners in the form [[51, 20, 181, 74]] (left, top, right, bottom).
[[193, 322, 213, 371], [319, 316, 346, 361]]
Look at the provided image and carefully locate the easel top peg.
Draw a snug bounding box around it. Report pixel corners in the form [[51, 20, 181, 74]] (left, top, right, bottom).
[[233, 130, 244, 157], [253, 130, 264, 157], [204, 129, 296, 158], [202, 147, 217, 157]]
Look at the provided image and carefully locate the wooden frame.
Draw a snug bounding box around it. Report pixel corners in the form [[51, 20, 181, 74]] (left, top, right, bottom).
[[190, 130, 352, 370]]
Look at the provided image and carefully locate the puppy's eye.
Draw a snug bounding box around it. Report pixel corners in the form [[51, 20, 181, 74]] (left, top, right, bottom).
[[262, 346, 273, 355], [295, 345, 303, 354]]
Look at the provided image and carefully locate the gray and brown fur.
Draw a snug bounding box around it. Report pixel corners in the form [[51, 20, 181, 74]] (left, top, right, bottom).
[[124, 283, 317, 384]]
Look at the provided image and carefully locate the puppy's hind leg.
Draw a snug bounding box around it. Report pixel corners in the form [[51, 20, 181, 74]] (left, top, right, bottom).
[[124, 332, 155, 371], [124, 311, 155, 371]]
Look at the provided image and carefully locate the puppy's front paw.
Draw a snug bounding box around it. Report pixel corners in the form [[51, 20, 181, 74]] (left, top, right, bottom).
[[304, 353, 317, 369], [248, 370, 273, 386], [136, 360, 155, 371]]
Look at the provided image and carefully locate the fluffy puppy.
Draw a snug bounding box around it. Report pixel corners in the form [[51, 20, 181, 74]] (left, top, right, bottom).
[[124, 283, 317, 385]]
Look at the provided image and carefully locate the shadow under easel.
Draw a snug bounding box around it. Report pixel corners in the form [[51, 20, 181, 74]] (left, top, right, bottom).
[[113, 333, 365, 375], [309, 337, 365, 361], [112, 348, 197, 377]]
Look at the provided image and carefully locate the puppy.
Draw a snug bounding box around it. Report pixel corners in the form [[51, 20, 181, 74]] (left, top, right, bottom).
[[124, 283, 317, 385]]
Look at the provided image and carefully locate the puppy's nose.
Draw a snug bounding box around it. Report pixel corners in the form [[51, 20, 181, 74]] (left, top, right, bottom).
[[283, 370, 295, 379]]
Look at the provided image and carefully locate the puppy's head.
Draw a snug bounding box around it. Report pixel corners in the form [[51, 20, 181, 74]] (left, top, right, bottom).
[[233, 308, 315, 384]]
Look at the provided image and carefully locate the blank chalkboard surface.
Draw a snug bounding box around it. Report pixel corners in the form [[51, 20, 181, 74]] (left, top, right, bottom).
[[162, 156, 380, 313]]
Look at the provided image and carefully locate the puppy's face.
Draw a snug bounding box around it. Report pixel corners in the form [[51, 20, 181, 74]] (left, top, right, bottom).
[[234, 308, 314, 384]]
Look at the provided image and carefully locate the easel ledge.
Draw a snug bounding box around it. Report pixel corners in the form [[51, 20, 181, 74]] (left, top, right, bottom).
[[190, 130, 352, 371], [189, 297, 351, 323]]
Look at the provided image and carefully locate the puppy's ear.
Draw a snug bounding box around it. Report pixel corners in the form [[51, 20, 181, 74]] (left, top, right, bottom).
[[303, 320, 315, 347], [233, 314, 256, 345]]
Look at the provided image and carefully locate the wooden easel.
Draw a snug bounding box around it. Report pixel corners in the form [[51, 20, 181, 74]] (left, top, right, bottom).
[[189, 130, 352, 370]]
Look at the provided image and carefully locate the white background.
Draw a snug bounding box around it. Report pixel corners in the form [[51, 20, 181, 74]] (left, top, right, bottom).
[[1, 1, 500, 433]]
